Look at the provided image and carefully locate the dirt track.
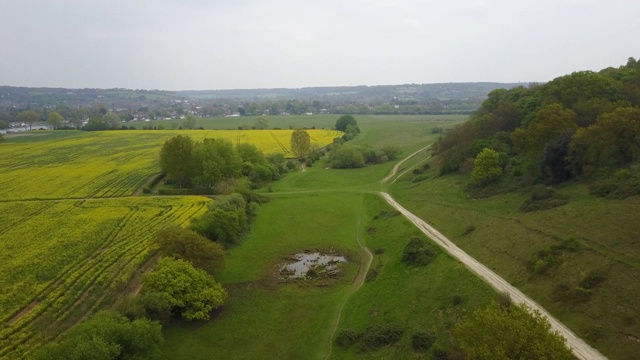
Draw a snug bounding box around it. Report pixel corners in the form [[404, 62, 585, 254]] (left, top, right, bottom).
[[379, 192, 607, 360]]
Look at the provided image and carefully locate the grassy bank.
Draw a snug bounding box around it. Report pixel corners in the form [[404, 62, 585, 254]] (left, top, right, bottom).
[[390, 159, 640, 359]]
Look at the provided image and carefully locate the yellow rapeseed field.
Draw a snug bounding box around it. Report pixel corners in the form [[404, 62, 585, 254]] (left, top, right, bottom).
[[0, 129, 341, 201], [0, 196, 210, 358]]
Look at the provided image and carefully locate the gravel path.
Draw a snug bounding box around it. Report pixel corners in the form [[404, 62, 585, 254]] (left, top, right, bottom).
[[379, 191, 607, 360]]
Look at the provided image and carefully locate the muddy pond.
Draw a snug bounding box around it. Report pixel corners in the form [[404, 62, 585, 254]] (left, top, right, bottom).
[[278, 252, 347, 280]]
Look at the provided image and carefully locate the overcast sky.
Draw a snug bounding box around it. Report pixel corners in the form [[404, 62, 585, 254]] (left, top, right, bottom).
[[0, 0, 637, 90]]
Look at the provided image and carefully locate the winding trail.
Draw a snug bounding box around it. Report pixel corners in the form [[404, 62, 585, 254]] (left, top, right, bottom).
[[323, 218, 373, 360], [381, 145, 431, 183], [378, 146, 607, 360]]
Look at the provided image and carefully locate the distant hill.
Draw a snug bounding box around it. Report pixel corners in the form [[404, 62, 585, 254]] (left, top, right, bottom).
[[0, 82, 525, 121], [177, 82, 524, 101]]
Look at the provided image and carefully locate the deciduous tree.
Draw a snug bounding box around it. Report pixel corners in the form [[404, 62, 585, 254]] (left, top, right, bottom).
[[160, 135, 194, 188], [290, 129, 311, 159], [47, 111, 64, 129], [454, 302, 574, 360], [17, 110, 40, 130], [103, 111, 121, 129], [142, 258, 227, 321], [471, 148, 503, 185], [31, 311, 163, 360], [335, 115, 358, 132], [182, 114, 197, 129], [153, 226, 225, 275]]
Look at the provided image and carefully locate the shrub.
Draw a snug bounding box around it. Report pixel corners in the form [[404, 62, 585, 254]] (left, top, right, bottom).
[[462, 225, 475, 236], [402, 238, 438, 266], [335, 330, 360, 348], [412, 175, 428, 183], [411, 331, 436, 351], [452, 295, 463, 306], [552, 283, 592, 305], [365, 269, 378, 282], [520, 185, 569, 212], [580, 270, 606, 289], [360, 324, 404, 350]]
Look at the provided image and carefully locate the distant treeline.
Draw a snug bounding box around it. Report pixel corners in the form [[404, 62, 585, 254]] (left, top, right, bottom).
[[434, 57, 640, 197], [0, 83, 521, 126]]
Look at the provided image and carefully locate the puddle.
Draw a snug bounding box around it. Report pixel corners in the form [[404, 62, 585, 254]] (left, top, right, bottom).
[[279, 252, 347, 279]]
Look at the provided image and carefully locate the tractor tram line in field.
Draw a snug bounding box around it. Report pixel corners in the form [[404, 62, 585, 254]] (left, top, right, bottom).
[[0, 197, 210, 359]]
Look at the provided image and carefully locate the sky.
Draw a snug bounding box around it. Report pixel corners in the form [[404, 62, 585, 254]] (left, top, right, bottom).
[[0, 0, 638, 90]]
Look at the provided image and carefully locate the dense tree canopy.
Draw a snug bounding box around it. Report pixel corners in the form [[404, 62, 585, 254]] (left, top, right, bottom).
[[434, 58, 640, 188], [192, 139, 242, 188], [335, 115, 358, 132], [31, 311, 163, 360], [142, 258, 227, 321], [190, 193, 249, 247], [160, 135, 194, 188], [153, 226, 225, 275], [159, 135, 287, 192], [454, 302, 574, 360]]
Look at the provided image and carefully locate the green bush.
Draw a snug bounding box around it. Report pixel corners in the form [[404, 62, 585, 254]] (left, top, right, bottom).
[[411, 331, 436, 351], [360, 324, 404, 350], [365, 269, 378, 282], [580, 270, 606, 289], [335, 330, 360, 348], [520, 186, 569, 212], [412, 175, 428, 183], [401, 238, 438, 266]]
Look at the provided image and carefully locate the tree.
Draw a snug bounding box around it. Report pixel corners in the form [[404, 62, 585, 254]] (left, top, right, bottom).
[[160, 135, 194, 188], [471, 148, 503, 185], [103, 111, 121, 129], [568, 107, 640, 174], [191, 139, 242, 189], [335, 115, 358, 132], [142, 258, 227, 321], [0, 120, 8, 129], [183, 115, 197, 129], [17, 110, 40, 130], [153, 226, 225, 275], [47, 111, 64, 130], [290, 129, 311, 159], [454, 302, 574, 360], [31, 311, 163, 360], [190, 193, 248, 247], [329, 146, 365, 168]]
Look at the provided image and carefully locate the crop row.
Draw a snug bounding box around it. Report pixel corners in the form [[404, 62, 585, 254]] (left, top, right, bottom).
[[0, 196, 210, 359], [0, 130, 340, 201]]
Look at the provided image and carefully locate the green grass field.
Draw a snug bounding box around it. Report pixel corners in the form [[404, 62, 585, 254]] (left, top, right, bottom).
[[160, 115, 505, 359]]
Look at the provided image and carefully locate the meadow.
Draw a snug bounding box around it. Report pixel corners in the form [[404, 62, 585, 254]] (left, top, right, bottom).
[[159, 115, 502, 359]]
